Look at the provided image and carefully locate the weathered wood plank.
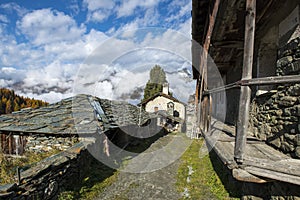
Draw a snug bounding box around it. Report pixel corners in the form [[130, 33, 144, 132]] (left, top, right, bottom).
[[240, 75, 300, 86], [205, 75, 300, 95], [213, 40, 244, 49], [245, 166, 300, 186], [235, 0, 256, 163], [250, 143, 290, 160], [243, 157, 300, 177], [232, 168, 268, 183], [196, 0, 220, 128], [204, 133, 237, 169]]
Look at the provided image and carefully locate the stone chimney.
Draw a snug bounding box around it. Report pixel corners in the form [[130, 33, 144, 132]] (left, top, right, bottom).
[[162, 83, 169, 95]]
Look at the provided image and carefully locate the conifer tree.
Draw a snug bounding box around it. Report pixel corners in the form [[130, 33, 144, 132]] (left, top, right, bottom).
[[0, 88, 48, 114], [143, 65, 167, 100]]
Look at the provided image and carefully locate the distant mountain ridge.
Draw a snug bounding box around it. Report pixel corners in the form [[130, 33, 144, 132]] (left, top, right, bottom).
[[0, 88, 48, 114]]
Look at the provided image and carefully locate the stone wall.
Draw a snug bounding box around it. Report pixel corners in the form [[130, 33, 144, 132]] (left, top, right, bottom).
[[25, 135, 79, 153], [186, 95, 196, 138], [0, 141, 94, 199], [250, 37, 300, 158]]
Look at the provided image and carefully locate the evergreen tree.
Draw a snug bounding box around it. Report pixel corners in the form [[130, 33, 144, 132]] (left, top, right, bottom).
[[5, 99, 12, 113], [0, 88, 48, 114], [143, 65, 167, 100], [149, 65, 167, 84]]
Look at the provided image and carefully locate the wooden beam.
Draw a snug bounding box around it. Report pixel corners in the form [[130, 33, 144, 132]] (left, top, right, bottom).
[[245, 166, 300, 186], [213, 40, 244, 49], [256, 0, 274, 24], [232, 168, 268, 183], [204, 75, 300, 95], [240, 75, 300, 86], [234, 0, 256, 163]]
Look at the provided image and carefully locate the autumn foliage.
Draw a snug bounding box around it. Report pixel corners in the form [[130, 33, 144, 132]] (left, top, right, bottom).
[[0, 88, 48, 114]]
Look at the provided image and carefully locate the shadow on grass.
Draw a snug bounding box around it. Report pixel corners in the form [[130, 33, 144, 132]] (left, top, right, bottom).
[[207, 142, 300, 199], [58, 126, 168, 199], [208, 149, 241, 199]]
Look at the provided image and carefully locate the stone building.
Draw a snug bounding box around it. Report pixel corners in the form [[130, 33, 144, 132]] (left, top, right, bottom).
[[139, 84, 186, 132], [141, 84, 186, 119], [0, 94, 152, 156]]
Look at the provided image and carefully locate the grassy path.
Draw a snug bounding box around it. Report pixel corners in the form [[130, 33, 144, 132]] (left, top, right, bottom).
[[58, 134, 239, 199], [176, 139, 239, 199]]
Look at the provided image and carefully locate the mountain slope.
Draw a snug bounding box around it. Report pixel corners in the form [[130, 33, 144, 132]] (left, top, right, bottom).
[[0, 88, 48, 114]]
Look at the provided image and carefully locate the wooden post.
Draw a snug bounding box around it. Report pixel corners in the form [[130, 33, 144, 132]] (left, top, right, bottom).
[[234, 0, 256, 163], [17, 167, 21, 185], [197, 0, 220, 133], [0, 132, 2, 153]]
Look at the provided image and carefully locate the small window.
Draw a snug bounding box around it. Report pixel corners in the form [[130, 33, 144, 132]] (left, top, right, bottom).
[[154, 106, 159, 112], [167, 102, 174, 115], [174, 110, 180, 117]]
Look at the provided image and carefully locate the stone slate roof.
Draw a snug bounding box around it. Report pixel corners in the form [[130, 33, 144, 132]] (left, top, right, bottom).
[[0, 94, 151, 135]]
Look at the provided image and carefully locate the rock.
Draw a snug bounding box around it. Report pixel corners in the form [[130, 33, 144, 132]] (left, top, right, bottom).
[[277, 56, 293, 68], [281, 142, 294, 153], [296, 134, 300, 146], [295, 147, 300, 158], [269, 137, 281, 148], [290, 116, 298, 122], [288, 84, 300, 96], [278, 96, 297, 107], [295, 105, 300, 117], [277, 120, 284, 125], [275, 110, 283, 116], [284, 134, 296, 144], [263, 124, 272, 134], [271, 127, 279, 133]]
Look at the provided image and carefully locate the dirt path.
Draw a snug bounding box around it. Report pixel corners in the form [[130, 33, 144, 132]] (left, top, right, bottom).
[[96, 134, 189, 200]]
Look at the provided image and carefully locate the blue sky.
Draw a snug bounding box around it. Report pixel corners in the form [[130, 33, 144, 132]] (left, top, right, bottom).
[[0, 0, 194, 104]]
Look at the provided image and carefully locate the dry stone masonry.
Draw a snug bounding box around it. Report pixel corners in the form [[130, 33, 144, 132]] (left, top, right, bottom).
[[0, 142, 94, 199], [25, 136, 78, 152], [250, 37, 300, 158]]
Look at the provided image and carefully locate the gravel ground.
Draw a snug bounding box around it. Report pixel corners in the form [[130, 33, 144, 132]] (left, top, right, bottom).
[[96, 133, 191, 200]]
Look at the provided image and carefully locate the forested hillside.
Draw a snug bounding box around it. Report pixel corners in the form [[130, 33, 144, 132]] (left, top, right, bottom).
[[0, 88, 48, 114]]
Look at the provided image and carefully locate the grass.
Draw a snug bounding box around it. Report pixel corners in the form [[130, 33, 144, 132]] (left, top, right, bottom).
[[58, 170, 119, 200], [0, 149, 60, 184], [58, 130, 167, 199], [176, 139, 240, 200], [57, 154, 119, 200]]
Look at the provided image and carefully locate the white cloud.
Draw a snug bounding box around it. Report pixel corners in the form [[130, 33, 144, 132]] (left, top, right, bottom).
[[17, 9, 86, 45], [68, 0, 80, 16], [117, 0, 159, 18], [0, 14, 9, 23], [72, 28, 195, 104], [84, 0, 115, 23], [84, 0, 115, 11], [178, 18, 192, 38], [166, 1, 191, 23], [0, 1, 195, 104], [0, 67, 26, 88], [0, 2, 28, 17], [18, 91, 74, 104]]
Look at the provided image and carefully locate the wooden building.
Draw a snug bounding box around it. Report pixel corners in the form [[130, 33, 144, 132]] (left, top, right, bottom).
[[192, 0, 300, 194]]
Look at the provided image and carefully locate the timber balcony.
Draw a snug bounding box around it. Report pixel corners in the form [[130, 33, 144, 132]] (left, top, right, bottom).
[[192, 0, 300, 187]]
